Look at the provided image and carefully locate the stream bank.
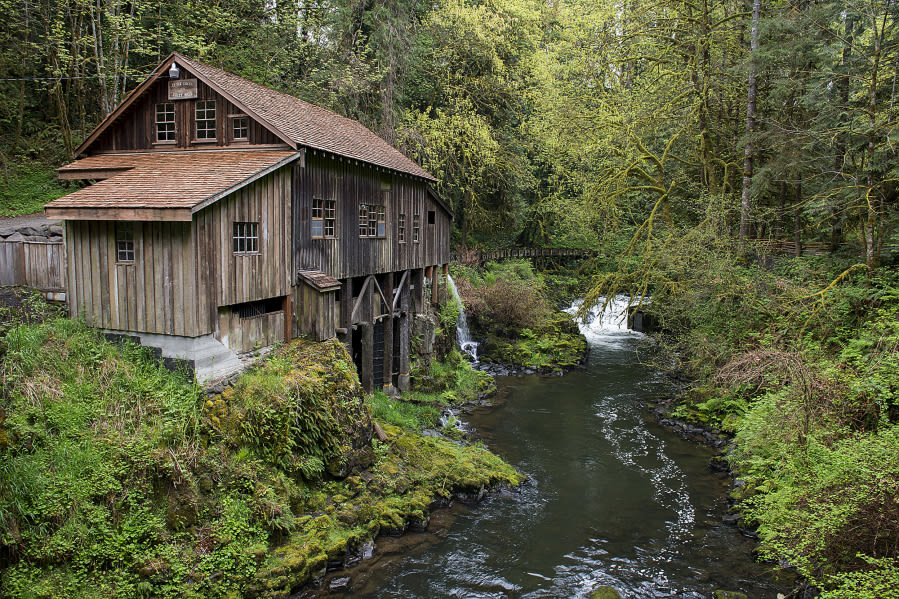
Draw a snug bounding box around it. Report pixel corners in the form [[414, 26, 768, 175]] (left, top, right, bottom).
[[304, 297, 792, 598]]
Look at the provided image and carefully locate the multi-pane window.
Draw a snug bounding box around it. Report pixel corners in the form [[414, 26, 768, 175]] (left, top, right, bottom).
[[116, 223, 135, 262], [233, 222, 259, 254], [412, 213, 421, 243], [155, 103, 175, 142], [195, 100, 216, 140], [358, 204, 385, 238], [311, 198, 336, 238], [398, 213, 406, 243], [232, 116, 248, 140]]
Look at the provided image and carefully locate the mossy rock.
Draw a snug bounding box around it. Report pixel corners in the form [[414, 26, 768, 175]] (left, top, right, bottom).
[[590, 585, 622, 599], [713, 591, 748, 599]]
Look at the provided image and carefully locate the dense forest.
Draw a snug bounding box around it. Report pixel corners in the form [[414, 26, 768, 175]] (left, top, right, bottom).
[[2, 0, 899, 597]]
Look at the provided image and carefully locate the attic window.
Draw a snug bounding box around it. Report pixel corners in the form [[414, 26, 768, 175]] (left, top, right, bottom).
[[155, 103, 175, 142], [428, 210, 436, 225], [195, 100, 216, 140], [232, 116, 248, 141]]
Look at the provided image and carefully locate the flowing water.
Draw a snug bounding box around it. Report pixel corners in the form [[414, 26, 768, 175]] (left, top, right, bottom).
[[447, 274, 479, 362], [311, 298, 790, 598]]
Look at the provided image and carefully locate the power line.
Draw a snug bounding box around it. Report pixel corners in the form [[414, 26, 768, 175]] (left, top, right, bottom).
[[0, 73, 154, 82]]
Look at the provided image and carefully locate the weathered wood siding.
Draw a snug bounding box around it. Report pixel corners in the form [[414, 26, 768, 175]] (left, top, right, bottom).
[[295, 282, 337, 341], [217, 307, 285, 353], [293, 152, 451, 279], [194, 167, 292, 314], [92, 74, 283, 153], [65, 220, 201, 336], [0, 241, 65, 291]]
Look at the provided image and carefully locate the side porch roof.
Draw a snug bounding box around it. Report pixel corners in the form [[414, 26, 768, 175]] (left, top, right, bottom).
[[45, 150, 302, 221]]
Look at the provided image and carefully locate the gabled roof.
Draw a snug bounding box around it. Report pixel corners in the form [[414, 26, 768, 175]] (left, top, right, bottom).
[[74, 53, 436, 182], [45, 150, 301, 221]]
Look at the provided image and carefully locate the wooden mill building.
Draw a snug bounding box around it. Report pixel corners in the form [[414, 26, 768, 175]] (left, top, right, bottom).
[[45, 53, 452, 387]]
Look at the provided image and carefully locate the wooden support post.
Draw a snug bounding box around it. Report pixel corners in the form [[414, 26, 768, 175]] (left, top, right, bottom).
[[283, 293, 292, 343], [398, 269, 411, 392], [341, 278, 353, 350], [359, 321, 373, 393], [414, 268, 425, 313], [383, 271, 394, 391], [431, 265, 440, 307]]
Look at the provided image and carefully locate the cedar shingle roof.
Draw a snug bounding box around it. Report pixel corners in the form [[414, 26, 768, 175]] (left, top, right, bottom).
[[47, 150, 300, 211], [174, 55, 434, 181], [297, 270, 341, 291]]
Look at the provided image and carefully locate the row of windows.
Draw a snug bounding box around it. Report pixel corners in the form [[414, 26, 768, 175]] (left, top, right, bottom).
[[115, 208, 433, 263], [312, 199, 427, 243], [154, 101, 248, 143]]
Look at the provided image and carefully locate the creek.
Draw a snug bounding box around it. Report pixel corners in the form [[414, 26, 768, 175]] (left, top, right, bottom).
[[312, 298, 791, 598]]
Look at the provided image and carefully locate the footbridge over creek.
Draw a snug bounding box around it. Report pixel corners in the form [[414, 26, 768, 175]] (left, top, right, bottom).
[[450, 247, 598, 264]]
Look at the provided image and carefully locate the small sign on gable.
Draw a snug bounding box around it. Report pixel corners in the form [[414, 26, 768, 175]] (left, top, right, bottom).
[[168, 79, 197, 100]]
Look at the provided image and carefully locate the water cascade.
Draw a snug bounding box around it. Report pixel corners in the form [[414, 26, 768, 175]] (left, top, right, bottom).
[[565, 295, 645, 347], [446, 274, 479, 361]]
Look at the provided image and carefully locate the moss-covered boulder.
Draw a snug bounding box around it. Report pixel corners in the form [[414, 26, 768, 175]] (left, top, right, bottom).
[[590, 585, 622, 599], [204, 338, 374, 480]]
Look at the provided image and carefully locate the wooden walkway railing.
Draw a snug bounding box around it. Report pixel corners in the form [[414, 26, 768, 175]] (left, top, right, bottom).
[[0, 240, 66, 293], [450, 247, 597, 264]]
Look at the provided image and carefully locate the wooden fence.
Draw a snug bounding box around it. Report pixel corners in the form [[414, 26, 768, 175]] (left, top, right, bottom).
[[0, 240, 66, 292], [451, 247, 597, 264]]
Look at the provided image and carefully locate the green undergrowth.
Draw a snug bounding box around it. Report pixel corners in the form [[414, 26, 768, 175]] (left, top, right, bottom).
[[0, 314, 522, 598], [0, 163, 71, 217], [626, 233, 899, 596], [450, 260, 587, 371], [411, 349, 496, 402]]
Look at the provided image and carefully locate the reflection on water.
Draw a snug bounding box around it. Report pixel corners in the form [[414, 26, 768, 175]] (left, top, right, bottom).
[[306, 299, 790, 599]]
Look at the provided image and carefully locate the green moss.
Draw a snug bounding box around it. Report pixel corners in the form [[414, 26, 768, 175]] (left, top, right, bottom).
[[480, 311, 587, 370], [0, 317, 522, 599]]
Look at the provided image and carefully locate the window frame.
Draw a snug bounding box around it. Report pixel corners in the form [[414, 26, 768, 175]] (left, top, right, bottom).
[[231, 115, 249, 141], [155, 103, 176, 143], [232, 221, 259, 255], [398, 213, 406, 243], [412, 213, 421, 243], [116, 223, 135, 263], [195, 100, 216, 141], [311, 198, 336, 239], [358, 204, 386, 238]]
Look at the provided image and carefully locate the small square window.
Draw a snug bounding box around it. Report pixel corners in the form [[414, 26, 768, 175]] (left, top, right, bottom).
[[116, 223, 135, 262], [196, 100, 216, 140], [232, 116, 248, 140], [428, 210, 436, 225], [233, 222, 259, 254]]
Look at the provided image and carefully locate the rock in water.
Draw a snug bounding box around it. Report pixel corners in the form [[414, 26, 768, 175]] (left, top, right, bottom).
[[713, 591, 748, 599], [590, 585, 622, 599]]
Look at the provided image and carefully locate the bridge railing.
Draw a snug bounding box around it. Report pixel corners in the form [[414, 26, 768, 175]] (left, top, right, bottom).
[[450, 247, 597, 264]]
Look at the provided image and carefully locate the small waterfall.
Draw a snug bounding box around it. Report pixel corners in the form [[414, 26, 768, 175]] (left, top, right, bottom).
[[565, 295, 645, 347], [447, 274, 479, 361]]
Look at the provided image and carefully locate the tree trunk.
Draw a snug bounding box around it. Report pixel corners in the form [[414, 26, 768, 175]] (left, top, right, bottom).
[[740, 0, 761, 246]]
